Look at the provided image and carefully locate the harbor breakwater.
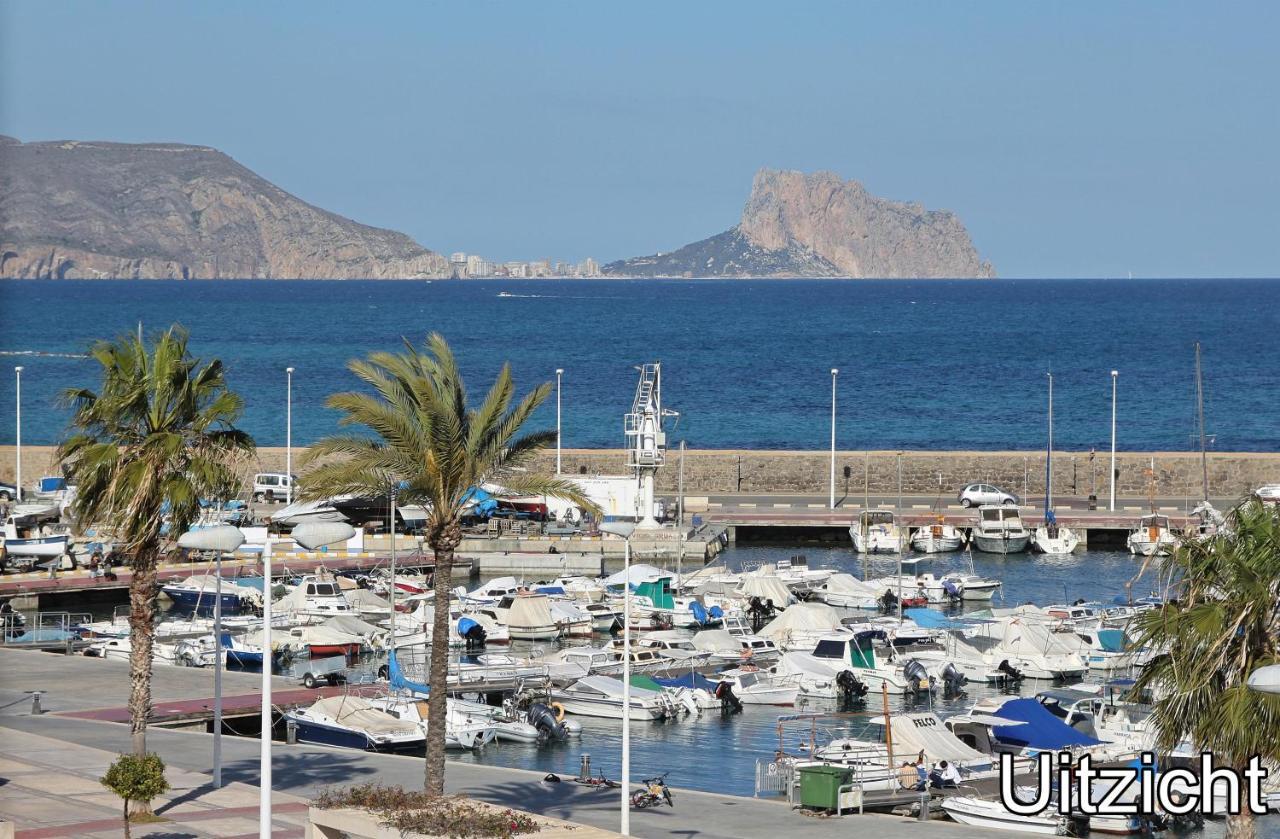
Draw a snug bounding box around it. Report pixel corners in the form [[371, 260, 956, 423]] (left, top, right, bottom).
[[3, 445, 1277, 499]]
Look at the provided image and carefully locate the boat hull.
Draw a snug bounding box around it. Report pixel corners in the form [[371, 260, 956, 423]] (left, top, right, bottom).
[[162, 588, 247, 616], [940, 798, 1064, 835], [971, 533, 1031, 554], [2, 535, 69, 558], [308, 643, 361, 658], [286, 717, 424, 753]]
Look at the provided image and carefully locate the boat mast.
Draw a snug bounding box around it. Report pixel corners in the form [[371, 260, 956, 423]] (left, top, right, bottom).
[[1044, 372, 1053, 513], [1194, 342, 1209, 504]]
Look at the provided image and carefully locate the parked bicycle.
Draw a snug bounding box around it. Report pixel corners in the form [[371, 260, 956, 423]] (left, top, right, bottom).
[[574, 771, 620, 790], [630, 773, 673, 809]]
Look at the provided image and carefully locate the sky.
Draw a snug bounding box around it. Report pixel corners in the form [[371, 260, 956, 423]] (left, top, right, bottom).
[[1, 1, 1277, 278]]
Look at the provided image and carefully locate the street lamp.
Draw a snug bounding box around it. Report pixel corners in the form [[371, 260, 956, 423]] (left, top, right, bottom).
[[272, 521, 355, 830], [176, 523, 245, 789], [555, 369, 564, 475], [14, 366, 22, 502], [286, 368, 294, 505], [829, 369, 838, 510], [598, 520, 637, 836], [1109, 371, 1118, 512], [1247, 665, 1280, 695]]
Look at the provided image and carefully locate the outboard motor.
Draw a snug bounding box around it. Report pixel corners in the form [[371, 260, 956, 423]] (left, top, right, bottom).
[[835, 670, 868, 704], [942, 579, 963, 605], [996, 660, 1024, 683], [941, 662, 967, 698], [748, 596, 767, 633], [458, 617, 488, 652], [714, 681, 744, 714], [527, 702, 568, 741], [879, 589, 899, 615], [903, 659, 931, 694]]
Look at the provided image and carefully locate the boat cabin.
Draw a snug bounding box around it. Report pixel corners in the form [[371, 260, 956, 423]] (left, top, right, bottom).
[[810, 632, 882, 669], [976, 506, 1025, 532], [858, 510, 896, 528]]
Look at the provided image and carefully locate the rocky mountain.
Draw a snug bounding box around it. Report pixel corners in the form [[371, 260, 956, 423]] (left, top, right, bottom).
[[604, 168, 994, 278], [0, 136, 449, 279]]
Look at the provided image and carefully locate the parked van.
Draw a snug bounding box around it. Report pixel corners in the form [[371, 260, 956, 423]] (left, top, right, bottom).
[[252, 473, 296, 503]]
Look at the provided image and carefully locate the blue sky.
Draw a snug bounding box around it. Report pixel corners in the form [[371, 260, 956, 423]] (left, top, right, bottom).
[[1, 1, 1276, 277]]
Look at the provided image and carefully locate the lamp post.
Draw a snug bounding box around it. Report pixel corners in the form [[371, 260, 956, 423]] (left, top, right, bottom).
[[1109, 370, 1118, 512], [14, 366, 22, 502], [555, 369, 564, 474], [598, 520, 637, 836], [176, 523, 245, 788], [829, 369, 838, 509], [389, 483, 398, 651], [1248, 665, 1280, 695], [286, 367, 294, 505]]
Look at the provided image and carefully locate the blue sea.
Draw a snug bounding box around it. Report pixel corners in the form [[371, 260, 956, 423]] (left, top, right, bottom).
[[1, 278, 1277, 450]]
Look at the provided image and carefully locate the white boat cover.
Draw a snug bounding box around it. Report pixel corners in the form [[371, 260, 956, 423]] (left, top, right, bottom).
[[345, 589, 393, 613], [758, 602, 842, 642], [690, 629, 738, 653], [508, 594, 555, 630], [603, 564, 678, 587], [572, 674, 663, 699], [469, 576, 521, 597], [290, 625, 364, 646], [821, 573, 882, 597], [307, 695, 417, 736], [774, 651, 840, 679], [322, 615, 386, 640], [271, 498, 346, 527], [168, 575, 262, 600], [548, 600, 590, 622], [1002, 618, 1080, 656], [870, 713, 988, 764], [736, 575, 795, 605]]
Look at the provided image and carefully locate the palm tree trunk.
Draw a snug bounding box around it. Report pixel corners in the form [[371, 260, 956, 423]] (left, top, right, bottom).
[[127, 547, 158, 759], [1226, 773, 1256, 839], [424, 541, 455, 797]]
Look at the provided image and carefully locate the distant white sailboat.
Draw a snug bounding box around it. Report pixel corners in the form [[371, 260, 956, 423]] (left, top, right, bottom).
[[1032, 373, 1079, 554]]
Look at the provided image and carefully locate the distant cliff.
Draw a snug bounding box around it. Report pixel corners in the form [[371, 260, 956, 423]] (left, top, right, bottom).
[[0, 136, 449, 279], [605, 168, 994, 278]]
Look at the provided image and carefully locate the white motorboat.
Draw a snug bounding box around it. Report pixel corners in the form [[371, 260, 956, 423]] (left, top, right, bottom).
[[690, 628, 780, 666], [815, 711, 995, 774], [757, 602, 847, 651], [713, 667, 798, 705], [462, 576, 524, 605], [970, 506, 1031, 554], [551, 675, 678, 720], [849, 510, 901, 553], [810, 573, 881, 610], [87, 635, 217, 667], [2, 514, 70, 559], [268, 496, 350, 529], [910, 521, 966, 553], [635, 631, 715, 668], [368, 695, 498, 750], [285, 695, 424, 753], [1126, 514, 1178, 557], [770, 555, 833, 591], [941, 795, 1073, 835], [794, 633, 949, 695], [273, 575, 354, 621], [995, 617, 1088, 680], [547, 598, 593, 638], [161, 575, 263, 615]]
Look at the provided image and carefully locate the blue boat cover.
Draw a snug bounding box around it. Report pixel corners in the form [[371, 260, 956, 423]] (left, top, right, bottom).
[[535, 586, 567, 596], [388, 650, 430, 695], [654, 672, 719, 692], [1097, 629, 1127, 653], [689, 601, 710, 624], [709, 605, 723, 619], [993, 698, 1103, 750], [457, 617, 479, 635], [904, 607, 955, 628]]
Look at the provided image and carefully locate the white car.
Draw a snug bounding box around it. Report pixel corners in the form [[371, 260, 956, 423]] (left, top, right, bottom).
[[1256, 485, 1280, 504], [252, 473, 296, 503], [957, 483, 1018, 508], [0, 481, 15, 502]]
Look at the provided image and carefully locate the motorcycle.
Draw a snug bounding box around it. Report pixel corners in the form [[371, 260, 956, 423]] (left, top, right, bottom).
[[630, 773, 673, 809]]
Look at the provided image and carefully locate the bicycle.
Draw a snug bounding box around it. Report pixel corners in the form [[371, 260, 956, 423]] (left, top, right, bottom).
[[574, 771, 620, 790], [630, 773, 673, 809]]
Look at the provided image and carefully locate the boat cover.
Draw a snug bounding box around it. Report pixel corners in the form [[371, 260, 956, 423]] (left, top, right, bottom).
[[1096, 629, 1128, 653], [572, 674, 663, 699], [904, 608, 960, 629], [655, 672, 719, 692], [603, 564, 673, 587], [690, 629, 737, 653], [306, 695, 417, 736], [344, 589, 393, 613], [758, 603, 842, 642], [1002, 618, 1081, 656], [389, 650, 430, 693], [629, 674, 665, 691], [992, 698, 1103, 750], [736, 575, 795, 605], [821, 573, 880, 596], [322, 615, 386, 639], [870, 713, 989, 765], [508, 594, 555, 630]]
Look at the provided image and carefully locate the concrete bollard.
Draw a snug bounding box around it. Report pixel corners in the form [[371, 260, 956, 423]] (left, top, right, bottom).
[[27, 691, 44, 715], [286, 719, 298, 745], [917, 791, 930, 821], [579, 754, 591, 779]]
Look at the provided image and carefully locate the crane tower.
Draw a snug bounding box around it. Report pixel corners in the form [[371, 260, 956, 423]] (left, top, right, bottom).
[[624, 363, 678, 529]]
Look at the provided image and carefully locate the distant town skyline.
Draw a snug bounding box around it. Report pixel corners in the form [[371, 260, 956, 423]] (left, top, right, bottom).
[[1, 1, 1277, 277]]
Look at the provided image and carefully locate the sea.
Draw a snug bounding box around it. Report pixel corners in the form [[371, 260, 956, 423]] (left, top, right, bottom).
[[1, 278, 1278, 450]]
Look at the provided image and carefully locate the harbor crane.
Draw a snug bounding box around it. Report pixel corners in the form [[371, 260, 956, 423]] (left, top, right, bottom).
[[624, 363, 678, 528]]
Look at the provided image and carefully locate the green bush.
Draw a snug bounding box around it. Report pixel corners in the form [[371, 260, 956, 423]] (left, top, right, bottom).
[[101, 753, 171, 839], [314, 783, 542, 838]]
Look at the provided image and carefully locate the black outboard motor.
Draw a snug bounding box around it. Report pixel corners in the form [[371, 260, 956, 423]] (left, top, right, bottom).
[[836, 670, 868, 703], [879, 589, 898, 615], [458, 617, 488, 652], [748, 597, 767, 633], [714, 681, 743, 714], [941, 662, 967, 698], [528, 702, 568, 740], [941, 579, 963, 605], [903, 659, 931, 693], [996, 660, 1024, 683]]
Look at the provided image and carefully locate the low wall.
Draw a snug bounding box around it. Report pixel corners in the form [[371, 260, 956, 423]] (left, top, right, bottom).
[[4, 445, 1277, 499]]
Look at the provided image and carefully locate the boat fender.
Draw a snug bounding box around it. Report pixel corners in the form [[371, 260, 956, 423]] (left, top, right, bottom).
[[561, 719, 582, 736]]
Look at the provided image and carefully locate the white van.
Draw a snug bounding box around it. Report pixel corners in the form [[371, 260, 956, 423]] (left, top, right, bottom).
[[252, 473, 296, 503]]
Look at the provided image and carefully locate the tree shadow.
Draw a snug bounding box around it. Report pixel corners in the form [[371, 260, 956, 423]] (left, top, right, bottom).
[[216, 749, 381, 791], [455, 779, 694, 836]]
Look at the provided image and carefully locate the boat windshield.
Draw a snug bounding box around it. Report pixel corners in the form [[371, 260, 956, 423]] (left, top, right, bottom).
[[812, 639, 846, 659], [863, 511, 894, 525]]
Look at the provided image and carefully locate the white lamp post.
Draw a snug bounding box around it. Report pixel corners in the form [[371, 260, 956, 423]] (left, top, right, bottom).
[[14, 366, 22, 502], [598, 520, 636, 836], [286, 368, 294, 505], [1109, 370, 1118, 512], [1248, 664, 1280, 695], [555, 368, 564, 475], [829, 369, 838, 509], [274, 521, 355, 831], [177, 523, 245, 789]]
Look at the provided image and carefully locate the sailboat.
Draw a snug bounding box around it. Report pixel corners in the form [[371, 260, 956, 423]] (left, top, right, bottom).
[[1189, 341, 1226, 538], [1032, 373, 1080, 554]]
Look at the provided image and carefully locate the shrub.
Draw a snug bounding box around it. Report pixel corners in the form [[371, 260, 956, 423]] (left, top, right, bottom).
[[101, 753, 171, 839], [314, 783, 543, 838]]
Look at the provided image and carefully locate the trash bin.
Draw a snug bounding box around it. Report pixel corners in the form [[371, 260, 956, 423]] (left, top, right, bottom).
[[1088, 494, 1098, 511], [797, 764, 853, 811]]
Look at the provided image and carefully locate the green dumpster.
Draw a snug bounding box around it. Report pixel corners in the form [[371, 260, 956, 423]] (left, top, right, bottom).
[[797, 764, 853, 811]]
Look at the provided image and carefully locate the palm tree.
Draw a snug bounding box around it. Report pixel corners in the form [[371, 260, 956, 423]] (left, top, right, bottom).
[[302, 333, 596, 797], [1129, 499, 1280, 839], [58, 326, 254, 761]]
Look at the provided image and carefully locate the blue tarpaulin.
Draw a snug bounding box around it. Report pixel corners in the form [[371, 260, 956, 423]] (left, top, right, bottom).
[[993, 698, 1103, 751], [654, 672, 719, 692], [388, 650, 430, 695]]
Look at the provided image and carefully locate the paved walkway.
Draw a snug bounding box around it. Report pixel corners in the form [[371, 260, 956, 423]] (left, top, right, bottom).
[[0, 713, 987, 839]]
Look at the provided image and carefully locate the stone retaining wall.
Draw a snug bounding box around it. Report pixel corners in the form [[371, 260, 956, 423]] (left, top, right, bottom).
[[3, 445, 1276, 499]]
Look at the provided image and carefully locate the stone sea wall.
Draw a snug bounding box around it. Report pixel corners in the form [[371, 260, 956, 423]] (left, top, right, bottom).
[[3, 446, 1277, 499]]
